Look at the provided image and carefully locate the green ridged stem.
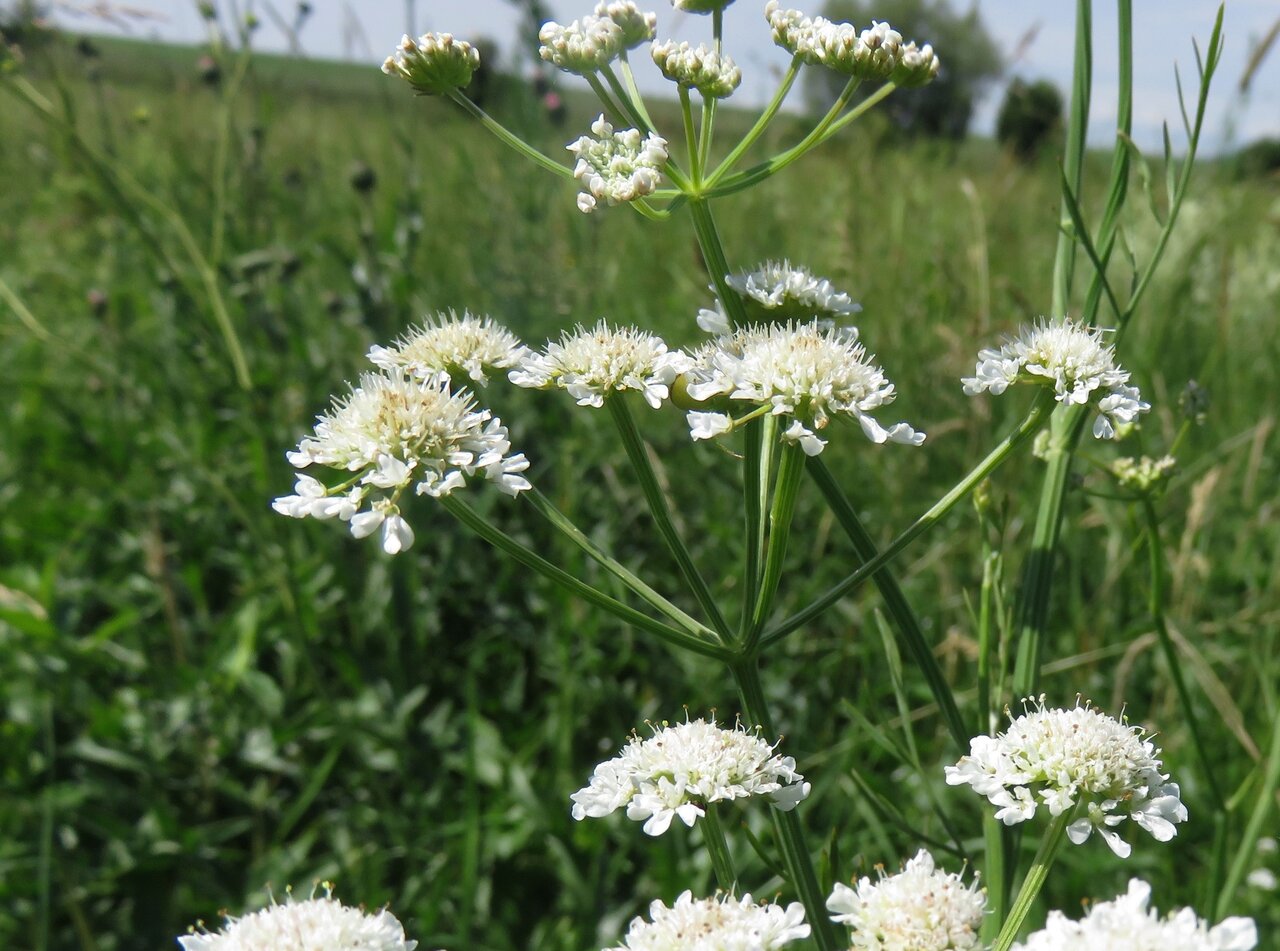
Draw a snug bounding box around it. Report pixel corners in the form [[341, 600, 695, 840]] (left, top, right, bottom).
[[700, 806, 738, 892], [991, 807, 1078, 951], [745, 442, 805, 652]]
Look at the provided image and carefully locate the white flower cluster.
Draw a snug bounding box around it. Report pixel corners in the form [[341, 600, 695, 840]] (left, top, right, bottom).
[[368, 311, 528, 385], [684, 321, 924, 456], [651, 40, 742, 99], [179, 890, 418, 951], [595, 1, 657, 48], [1111, 454, 1177, 494], [570, 717, 810, 836], [566, 114, 669, 213], [764, 2, 938, 85], [962, 317, 1149, 439], [1013, 879, 1257, 951], [605, 891, 809, 950], [381, 32, 480, 96], [827, 850, 986, 951], [274, 372, 530, 554], [539, 16, 624, 74], [944, 698, 1187, 858], [512, 321, 690, 408]]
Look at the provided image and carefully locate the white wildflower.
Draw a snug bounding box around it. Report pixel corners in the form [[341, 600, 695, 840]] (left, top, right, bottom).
[[570, 717, 810, 836], [764, 2, 811, 55], [827, 849, 986, 951], [762, 3, 931, 81], [566, 114, 668, 213], [1110, 455, 1177, 494], [595, 1, 657, 48], [651, 40, 742, 99], [606, 891, 808, 950], [274, 372, 530, 554], [894, 40, 940, 87], [726, 259, 861, 324], [539, 16, 624, 74], [367, 311, 528, 385], [683, 321, 924, 453], [179, 888, 418, 951], [1013, 878, 1257, 951], [381, 32, 479, 95], [511, 321, 690, 409], [963, 317, 1150, 438], [945, 698, 1187, 858]]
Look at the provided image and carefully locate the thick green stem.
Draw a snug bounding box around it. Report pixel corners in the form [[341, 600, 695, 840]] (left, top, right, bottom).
[[807, 456, 969, 750], [441, 495, 728, 660], [746, 442, 805, 651], [701, 806, 738, 892], [731, 661, 842, 951], [981, 812, 1008, 945], [687, 198, 749, 327], [992, 809, 1077, 951], [607, 396, 732, 640], [764, 395, 1054, 649]]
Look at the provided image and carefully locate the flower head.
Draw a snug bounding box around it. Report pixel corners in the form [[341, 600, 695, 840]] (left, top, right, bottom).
[[382, 32, 479, 95], [179, 888, 418, 951], [764, 4, 936, 82], [894, 40, 940, 87], [651, 40, 742, 99], [606, 891, 808, 950], [570, 717, 810, 836], [945, 698, 1187, 858], [274, 372, 530, 553], [962, 317, 1149, 438], [511, 321, 690, 408], [683, 321, 924, 455], [595, 1, 657, 48], [1013, 878, 1257, 951], [717, 260, 861, 329], [827, 849, 986, 951], [367, 311, 528, 385], [566, 114, 668, 213], [1110, 454, 1177, 494], [539, 16, 624, 74]]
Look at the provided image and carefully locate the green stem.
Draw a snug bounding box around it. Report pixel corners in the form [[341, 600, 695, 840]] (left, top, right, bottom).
[[525, 488, 710, 637], [698, 90, 716, 177], [701, 806, 738, 892], [440, 495, 728, 660], [1052, 0, 1092, 315], [976, 546, 999, 735], [607, 396, 732, 641], [706, 58, 800, 187], [981, 812, 1007, 945], [731, 660, 842, 951], [807, 456, 969, 750], [746, 442, 805, 651], [992, 808, 1078, 951], [587, 72, 692, 192], [448, 90, 574, 181], [615, 56, 657, 132], [764, 394, 1055, 649], [679, 85, 702, 183], [687, 198, 749, 327], [740, 416, 775, 637], [603, 61, 655, 133], [1218, 710, 1280, 916]]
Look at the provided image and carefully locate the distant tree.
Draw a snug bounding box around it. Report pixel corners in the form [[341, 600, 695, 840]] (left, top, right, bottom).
[[810, 0, 1003, 139], [996, 78, 1063, 161]]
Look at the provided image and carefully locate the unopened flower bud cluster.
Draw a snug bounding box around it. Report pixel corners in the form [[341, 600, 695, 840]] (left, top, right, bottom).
[[651, 40, 742, 99], [764, 1, 938, 84], [1111, 454, 1177, 494], [381, 32, 479, 95], [566, 115, 668, 213], [594, 1, 657, 48], [539, 16, 625, 73]]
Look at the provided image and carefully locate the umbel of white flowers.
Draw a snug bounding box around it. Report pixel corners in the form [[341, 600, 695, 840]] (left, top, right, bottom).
[[651, 40, 743, 99], [1012, 878, 1257, 951], [765, 1, 939, 86], [381, 32, 479, 95], [368, 310, 529, 385], [566, 115, 669, 213], [962, 316, 1150, 438], [570, 717, 810, 835], [604, 891, 810, 951], [945, 697, 1187, 858], [827, 849, 987, 951], [697, 260, 862, 334], [178, 887, 418, 951]]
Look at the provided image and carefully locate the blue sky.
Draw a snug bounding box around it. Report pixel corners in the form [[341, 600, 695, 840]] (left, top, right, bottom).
[[53, 1, 1279, 152]]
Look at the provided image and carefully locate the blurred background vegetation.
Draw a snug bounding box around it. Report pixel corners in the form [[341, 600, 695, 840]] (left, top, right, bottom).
[[2, 6, 1278, 950]]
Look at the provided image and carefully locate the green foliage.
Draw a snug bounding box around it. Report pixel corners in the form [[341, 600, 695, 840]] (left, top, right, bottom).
[[2, 29, 1278, 951], [810, 0, 1002, 138], [995, 78, 1063, 161]]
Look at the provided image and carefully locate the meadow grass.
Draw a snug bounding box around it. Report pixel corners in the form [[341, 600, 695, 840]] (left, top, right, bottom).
[[2, 30, 1278, 950]]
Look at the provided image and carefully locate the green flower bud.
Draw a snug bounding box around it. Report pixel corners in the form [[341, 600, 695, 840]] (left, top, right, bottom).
[[382, 32, 480, 96]]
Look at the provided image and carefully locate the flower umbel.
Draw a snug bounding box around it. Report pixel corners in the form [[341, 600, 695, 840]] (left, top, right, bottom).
[[511, 321, 690, 408], [566, 114, 668, 213], [1012, 878, 1257, 951], [962, 317, 1150, 438], [1110, 454, 1177, 494], [381, 32, 479, 95], [651, 40, 742, 99], [367, 311, 528, 385], [606, 891, 809, 950], [570, 717, 810, 836], [683, 321, 924, 455], [179, 887, 418, 951], [274, 372, 530, 553], [539, 16, 624, 74], [827, 849, 986, 951], [944, 697, 1187, 858], [764, 3, 938, 83], [595, 1, 657, 48]]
